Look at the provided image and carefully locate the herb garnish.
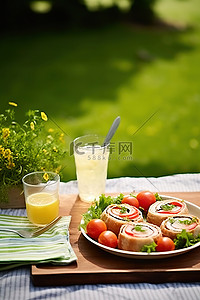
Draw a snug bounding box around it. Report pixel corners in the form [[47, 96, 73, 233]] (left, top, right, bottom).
[[155, 193, 162, 201], [130, 193, 137, 198], [120, 206, 128, 214], [122, 217, 131, 222], [134, 225, 145, 232], [141, 242, 157, 253], [169, 217, 197, 225], [178, 217, 197, 225], [160, 204, 176, 211], [169, 218, 176, 224]]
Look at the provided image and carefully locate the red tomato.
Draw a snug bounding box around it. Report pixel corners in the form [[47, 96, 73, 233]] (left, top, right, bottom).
[[156, 237, 175, 252], [86, 219, 107, 240], [136, 191, 156, 211], [98, 230, 118, 248], [121, 195, 139, 208]]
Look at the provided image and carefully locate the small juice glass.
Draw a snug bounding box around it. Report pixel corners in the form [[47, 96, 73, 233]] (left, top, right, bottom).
[[74, 134, 109, 203], [22, 171, 60, 226]]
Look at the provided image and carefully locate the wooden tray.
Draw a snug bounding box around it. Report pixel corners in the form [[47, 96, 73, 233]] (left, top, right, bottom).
[[31, 192, 200, 286]]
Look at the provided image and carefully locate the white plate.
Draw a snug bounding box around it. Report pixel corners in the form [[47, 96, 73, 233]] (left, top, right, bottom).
[[81, 195, 200, 259]]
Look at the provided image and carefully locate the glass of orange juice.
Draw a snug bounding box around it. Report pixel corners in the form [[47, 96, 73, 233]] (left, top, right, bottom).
[[22, 171, 60, 226]]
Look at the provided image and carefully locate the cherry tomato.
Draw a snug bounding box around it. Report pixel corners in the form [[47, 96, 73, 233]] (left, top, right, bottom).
[[136, 191, 156, 211], [98, 230, 118, 248], [122, 195, 139, 208], [156, 237, 175, 252], [86, 219, 107, 240]]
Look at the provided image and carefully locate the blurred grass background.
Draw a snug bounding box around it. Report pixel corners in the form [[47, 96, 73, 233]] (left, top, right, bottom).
[[0, 0, 200, 182]]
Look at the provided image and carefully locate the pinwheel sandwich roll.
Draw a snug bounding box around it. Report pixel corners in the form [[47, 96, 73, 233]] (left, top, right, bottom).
[[118, 222, 162, 252], [101, 203, 143, 235], [161, 215, 200, 239], [147, 199, 188, 226]]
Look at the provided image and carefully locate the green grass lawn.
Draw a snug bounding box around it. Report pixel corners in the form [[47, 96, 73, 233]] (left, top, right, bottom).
[[0, 0, 200, 182]]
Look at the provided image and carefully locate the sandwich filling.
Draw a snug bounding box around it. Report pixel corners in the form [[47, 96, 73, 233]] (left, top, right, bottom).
[[156, 201, 184, 214], [124, 223, 157, 238], [106, 204, 140, 221], [166, 216, 198, 231]]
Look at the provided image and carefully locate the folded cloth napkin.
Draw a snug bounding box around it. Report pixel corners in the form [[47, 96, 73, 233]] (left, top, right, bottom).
[[0, 215, 77, 270]]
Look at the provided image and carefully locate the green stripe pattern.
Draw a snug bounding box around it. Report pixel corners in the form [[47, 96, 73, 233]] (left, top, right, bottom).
[[0, 214, 77, 270]]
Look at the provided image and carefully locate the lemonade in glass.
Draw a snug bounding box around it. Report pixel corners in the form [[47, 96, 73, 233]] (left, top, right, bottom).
[[22, 172, 60, 226], [74, 135, 109, 203]]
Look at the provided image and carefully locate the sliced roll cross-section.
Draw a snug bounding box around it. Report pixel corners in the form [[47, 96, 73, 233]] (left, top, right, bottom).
[[147, 199, 188, 226], [118, 222, 162, 252], [101, 203, 143, 235], [161, 215, 200, 240]]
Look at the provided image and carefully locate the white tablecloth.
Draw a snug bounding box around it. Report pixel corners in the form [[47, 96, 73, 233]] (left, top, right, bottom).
[[1, 173, 200, 300]]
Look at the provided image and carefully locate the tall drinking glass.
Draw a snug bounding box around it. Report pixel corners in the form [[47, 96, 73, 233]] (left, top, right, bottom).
[[22, 171, 60, 226], [73, 134, 109, 203]]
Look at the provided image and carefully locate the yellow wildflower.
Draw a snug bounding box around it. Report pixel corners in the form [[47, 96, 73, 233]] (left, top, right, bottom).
[[59, 133, 65, 143], [7, 161, 15, 169], [42, 149, 47, 153], [9, 101, 18, 107], [4, 148, 12, 159], [30, 121, 35, 130], [53, 146, 58, 152], [2, 128, 10, 139], [6, 157, 15, 169], [48, 128, 54, 133], [41, 112, 48, 121], [0, 145, 5, 155], [46, 135, 53, 143], [43, 172, 49, 181], [55, 166, 61, 174]]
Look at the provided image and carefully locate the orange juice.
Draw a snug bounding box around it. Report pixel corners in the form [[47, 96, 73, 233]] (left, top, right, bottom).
[[26, 192, 59, 226]]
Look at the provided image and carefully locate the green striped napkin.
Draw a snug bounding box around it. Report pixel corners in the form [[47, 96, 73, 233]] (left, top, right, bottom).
[[0, 214, 77, 270]]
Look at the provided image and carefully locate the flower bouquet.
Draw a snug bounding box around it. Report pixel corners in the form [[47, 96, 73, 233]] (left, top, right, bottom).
[[0, 102, 66, 207]]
